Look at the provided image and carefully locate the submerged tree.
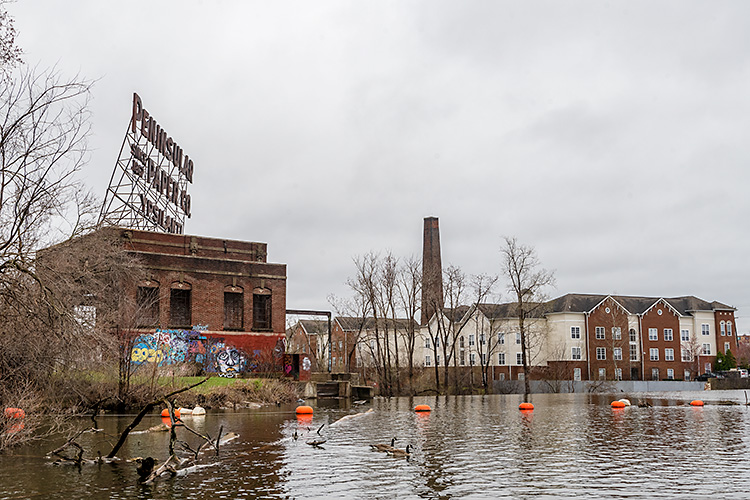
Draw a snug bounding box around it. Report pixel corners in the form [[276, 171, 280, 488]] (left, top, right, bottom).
[[501, 236, 555, 397]]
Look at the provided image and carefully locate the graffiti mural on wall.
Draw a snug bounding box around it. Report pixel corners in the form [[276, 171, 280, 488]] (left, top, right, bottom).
[[129, 329, 280, 377]]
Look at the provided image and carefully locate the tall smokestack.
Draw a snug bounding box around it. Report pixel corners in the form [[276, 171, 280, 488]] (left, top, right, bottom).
[[421, 216, 443, 325]]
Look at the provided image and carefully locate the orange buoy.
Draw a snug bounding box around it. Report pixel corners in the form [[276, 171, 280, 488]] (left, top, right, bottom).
[[4, 407, 25, 419], [690, 400, 704, 407], [415, 404, 431, 412], [518, 402, 534, 410], [296, 405, 314, 414], [611, 400, 626, 408], [160, 408, 181, 418]]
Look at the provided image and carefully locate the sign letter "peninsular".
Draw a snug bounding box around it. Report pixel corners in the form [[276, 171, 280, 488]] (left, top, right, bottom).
[[131, 92, 194, 183]]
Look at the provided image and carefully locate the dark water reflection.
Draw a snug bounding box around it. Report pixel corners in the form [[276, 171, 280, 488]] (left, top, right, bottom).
[[2, 391, 750, 499]]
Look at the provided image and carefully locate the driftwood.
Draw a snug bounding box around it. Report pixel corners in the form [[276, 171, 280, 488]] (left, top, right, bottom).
[[106, 377, 209, 459], [330, 408, 373, 427]]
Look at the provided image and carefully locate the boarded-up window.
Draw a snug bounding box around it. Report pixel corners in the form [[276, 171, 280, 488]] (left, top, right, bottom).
[[224, 291, 244, 330], [253, 289, 272, 331], [137, 285, 159, 327], [170, 287, 191, 328]]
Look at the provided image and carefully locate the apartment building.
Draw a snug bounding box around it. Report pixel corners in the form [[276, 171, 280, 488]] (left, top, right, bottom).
[[418, 293, 738, 382]]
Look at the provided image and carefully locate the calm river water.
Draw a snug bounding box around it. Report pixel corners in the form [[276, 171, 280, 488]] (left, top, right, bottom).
[[2, 391, 750, 499]]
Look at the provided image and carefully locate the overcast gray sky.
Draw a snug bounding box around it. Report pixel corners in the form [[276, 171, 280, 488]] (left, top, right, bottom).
[[10, 1, 750, 331]]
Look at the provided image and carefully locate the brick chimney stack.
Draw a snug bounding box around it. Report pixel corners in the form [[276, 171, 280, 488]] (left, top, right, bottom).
[[421, 216, 444, 325]]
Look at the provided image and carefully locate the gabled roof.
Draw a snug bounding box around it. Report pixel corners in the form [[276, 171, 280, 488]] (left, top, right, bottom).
[[442, 305, 471, 323], [335, 316, 418, 332], [477, 293, 735, 318], [298, 319, 329, 335], [476, 302, 547, 319]]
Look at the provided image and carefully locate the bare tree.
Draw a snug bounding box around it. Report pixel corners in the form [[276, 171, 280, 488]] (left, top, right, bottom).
[[0, 1, 22, 81], [424, 264, 469, 394], [501, 236, 556, 397], [396, 255, 421, 393], [466, 274, 500, 393]]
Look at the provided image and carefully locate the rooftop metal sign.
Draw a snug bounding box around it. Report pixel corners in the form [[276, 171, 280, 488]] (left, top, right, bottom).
[[99, 93, 194, 234]]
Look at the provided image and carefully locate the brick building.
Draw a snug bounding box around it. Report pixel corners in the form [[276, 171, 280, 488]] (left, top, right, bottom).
[[419, 293, 738, 382], [114, 227, 287, 376]]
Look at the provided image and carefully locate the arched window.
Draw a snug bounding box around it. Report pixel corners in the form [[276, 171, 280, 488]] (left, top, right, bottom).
[[137, 279, 160, 327], [224, 285, 244, 331], [720, 321, 726, 336], [252, 287, 272, 331], [169, 281, 192, 328]]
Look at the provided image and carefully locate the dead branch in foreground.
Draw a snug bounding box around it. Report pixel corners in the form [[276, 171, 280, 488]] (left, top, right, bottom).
[[106, 377, 209, 459]]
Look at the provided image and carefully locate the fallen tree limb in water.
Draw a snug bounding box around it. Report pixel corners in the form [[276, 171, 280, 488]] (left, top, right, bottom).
[[106, 377, 209, 459], [330, 408, 374, 427]]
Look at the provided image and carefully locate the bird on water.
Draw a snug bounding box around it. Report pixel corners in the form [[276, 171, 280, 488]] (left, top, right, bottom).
[[370, 437, 397, 452], [388, 444, 411, 458]]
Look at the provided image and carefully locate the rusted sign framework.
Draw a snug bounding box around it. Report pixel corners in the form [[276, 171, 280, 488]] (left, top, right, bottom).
[[99, 93, 193, 234]]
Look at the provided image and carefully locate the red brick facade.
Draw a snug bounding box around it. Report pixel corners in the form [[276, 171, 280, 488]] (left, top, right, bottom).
[[119, 227, 287, 374], [587, 297, 638, 381]]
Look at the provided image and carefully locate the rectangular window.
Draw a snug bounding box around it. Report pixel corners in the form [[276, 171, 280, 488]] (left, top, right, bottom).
[[482, 353, 487, 364], [728, 322, 733, 336], [614, 347, 622, 361], [499, 373, 506, 381], [470, 353, 475, 365], [681, 329, 690, 342], [571, 326, 581, 339], [702, 343, 711, 355], [667, 368, 674, 380], [460, 350, 465, 366], [612, 327, 622, 340], [702, 324, 710, 336], [629, 329, 637, 343], [682, 348, 692, 362], [596, 347, 606, 360], [664, 329, 673, 342], [649, 328, 658, 341], [595, 326, 605, 340], [498, 352, 505, 365], [425, 337, 430, 348], [571, 347, 581, 360], [436, 355, 441, 366], [169, 288, 191, 328], [137, 286, 159, 327], [630, 344, 638, 361], [665, 348, 674, 361], [516, 352, 522, 365], [598, 368, 606, 380], [479, 333, 486, 345], [252, 293, 272, 330], [468, 335, 475, 346], [725, 342, 730, 354], [615, 368, 622, 381], [223, 292, 244, 330], [516, 332, 521, 345], [518, 372, 525, 381], [425, 355, 431, 366], [650, 348, 659, 361], [435, 336, 440, 347], [705, 362, 712, 373], [684, 369, 691, 380], [652, 368, 660, 381], [499, 333, 505, 345]]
